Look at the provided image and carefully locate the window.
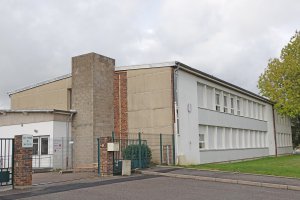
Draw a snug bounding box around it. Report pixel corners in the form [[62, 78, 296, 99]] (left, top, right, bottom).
[[230, 97, 234, 114], [199, 134, 205, 149], [41, 138, 49, 155], [253, 102, 257, 119], [223, 95, 228, 113], [237, 98, 241, 116], [33, 138, 38, 155], [32, 136, 49, 155], [67, 88, 72, 110], [215, 93, 220, 111]]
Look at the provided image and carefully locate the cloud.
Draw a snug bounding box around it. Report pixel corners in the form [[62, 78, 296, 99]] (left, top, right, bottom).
[[0, 0, 299, 108]]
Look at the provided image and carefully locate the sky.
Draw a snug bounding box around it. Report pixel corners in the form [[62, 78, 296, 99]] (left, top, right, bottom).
[[0, 0, 299, 109]]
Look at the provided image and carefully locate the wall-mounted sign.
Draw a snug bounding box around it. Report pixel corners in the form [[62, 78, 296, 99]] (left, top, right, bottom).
[[22, 134, 33, 148]]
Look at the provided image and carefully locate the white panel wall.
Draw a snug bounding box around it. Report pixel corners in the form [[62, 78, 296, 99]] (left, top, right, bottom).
[[177, 70, 200, 164], [198, 108, 268, 131], [0, 121, 70, 169], [177, 69, 281, 165], [274, 111, 293, 154], [0, 121, 54, 139], [200, 148, 269, 164]]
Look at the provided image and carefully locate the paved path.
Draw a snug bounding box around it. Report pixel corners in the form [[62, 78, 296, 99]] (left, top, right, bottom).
[[33, 172, 96, 185], [141, 167, 300, 190]]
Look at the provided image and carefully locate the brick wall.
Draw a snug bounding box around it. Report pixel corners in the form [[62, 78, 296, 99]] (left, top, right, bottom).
[[114, 71, 128, 139], [99, 137, 113, 176], [13, 135, 32, 189]]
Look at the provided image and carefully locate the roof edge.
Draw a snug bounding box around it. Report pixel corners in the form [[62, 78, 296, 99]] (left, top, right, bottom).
[[115, 61, 176, 71], [0, 109, 76, 115], [7, 74, 72, 96], [175, 61, 272, 104]]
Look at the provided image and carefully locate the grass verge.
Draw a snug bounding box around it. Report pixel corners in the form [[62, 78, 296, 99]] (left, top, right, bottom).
[[184, 155, 300, 178]]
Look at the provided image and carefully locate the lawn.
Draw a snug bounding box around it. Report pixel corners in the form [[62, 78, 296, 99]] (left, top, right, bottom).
[[184, 155, 300, 178]]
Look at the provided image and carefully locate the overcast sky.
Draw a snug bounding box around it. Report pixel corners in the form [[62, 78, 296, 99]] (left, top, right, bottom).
[[0, 0, 299, 109]]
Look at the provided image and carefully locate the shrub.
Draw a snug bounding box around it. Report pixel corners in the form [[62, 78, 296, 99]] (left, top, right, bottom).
[[122, 144, 152, 168]]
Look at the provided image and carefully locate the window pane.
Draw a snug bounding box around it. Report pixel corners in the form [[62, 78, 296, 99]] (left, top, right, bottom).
[[41, 138, 48, 155], [199, 134, 204, 141], [33, 138, 38, 155], [224, 96, 227, 107], [199, 142, 205, 149], [215, 93, 220, 105]]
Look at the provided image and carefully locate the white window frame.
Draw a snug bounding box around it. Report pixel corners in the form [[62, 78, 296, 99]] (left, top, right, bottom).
[[223, 94, 228, 113], [237, 98, 241, 116], [215, 91, 221, 112], [199, 133, 205, 149], [230, 96, 235, 115], [32, 136, 50, 155]]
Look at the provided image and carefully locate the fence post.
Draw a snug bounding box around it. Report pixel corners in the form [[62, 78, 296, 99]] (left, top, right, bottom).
[[138, 132, 142, 169], [112, 131, 115, 175], [160, 133, 163, 165], [172, 134, 175, 165], [62, 137, 64, 169], [12, 139, 15, 188], [97, 138, 100, 176]]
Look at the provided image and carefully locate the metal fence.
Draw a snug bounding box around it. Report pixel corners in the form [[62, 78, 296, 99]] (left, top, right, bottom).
[[119, 132, 175, 166], [0, 138, 14, 186], [111, 137, 149, 175], [32, 137, 73, 170], [32, 133, 175, 171]]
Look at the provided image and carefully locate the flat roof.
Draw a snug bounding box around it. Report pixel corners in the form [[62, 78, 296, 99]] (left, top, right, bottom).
[[7, 61, 271, 104], [0, 109, 76, 115]]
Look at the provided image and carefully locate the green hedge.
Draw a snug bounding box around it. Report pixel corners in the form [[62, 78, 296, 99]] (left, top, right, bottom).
[[122, 144, 152, 169]]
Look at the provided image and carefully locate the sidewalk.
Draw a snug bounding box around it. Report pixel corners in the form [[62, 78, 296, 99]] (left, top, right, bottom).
[[32, 172, 96, 186], [140, 166, 300, 191]]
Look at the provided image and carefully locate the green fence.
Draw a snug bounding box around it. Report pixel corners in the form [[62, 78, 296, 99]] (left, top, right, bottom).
[[112, 132, 151, 175], [127, 132, 175, 166], [97, 132, 176, 176]]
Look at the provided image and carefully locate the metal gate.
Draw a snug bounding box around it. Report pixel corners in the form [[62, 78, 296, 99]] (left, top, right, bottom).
[[112, 134, 151, 175], [0, 138, 14, 186]]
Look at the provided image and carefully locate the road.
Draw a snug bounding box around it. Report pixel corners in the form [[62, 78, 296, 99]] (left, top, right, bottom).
[[1, 175, 300, 200]]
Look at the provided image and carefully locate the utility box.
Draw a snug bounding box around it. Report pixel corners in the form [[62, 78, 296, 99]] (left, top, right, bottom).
[[107, 142, 120, 152], [122, 160, 131, 176]]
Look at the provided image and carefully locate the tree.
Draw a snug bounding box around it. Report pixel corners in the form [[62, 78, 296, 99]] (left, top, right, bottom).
[[258, 31, 300, 147]]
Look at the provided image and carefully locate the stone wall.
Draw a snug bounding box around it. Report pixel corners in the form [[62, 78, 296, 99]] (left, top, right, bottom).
[[71, 53, 115, 169]]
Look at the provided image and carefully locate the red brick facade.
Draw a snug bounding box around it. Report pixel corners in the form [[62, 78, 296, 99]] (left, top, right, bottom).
[[99, 137, 114, 176], [13, 135, 32, 189], [114, 72, 128, 139]]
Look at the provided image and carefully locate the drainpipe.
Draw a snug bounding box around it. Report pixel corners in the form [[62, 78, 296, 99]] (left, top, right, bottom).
[[66, 112, 75, 169], [173, 63, 180, 165], [272, 105, 278, 157]]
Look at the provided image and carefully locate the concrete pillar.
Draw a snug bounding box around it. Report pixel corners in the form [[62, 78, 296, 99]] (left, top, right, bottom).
[[13, 135, 32, 189], [71, 53, 115, 169]]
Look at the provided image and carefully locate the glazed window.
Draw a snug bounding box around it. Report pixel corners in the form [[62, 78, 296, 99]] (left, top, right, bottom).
[[215, 93, 221, 111]]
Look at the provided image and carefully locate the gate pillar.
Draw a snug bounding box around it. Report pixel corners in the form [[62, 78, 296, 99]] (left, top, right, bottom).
[[13, 135, 32, 189], [100, 137, 113, 176]]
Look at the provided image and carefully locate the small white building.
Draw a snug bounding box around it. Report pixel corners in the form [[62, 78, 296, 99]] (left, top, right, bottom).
[[0, 110, 75, 169]]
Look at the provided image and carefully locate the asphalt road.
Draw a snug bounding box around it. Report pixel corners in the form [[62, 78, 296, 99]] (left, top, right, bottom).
[[1, 175, 300, 200]]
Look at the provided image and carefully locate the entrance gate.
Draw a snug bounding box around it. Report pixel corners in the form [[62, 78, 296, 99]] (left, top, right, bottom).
[[112, 134, 151, 175], [0, 138, 14, 186]]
